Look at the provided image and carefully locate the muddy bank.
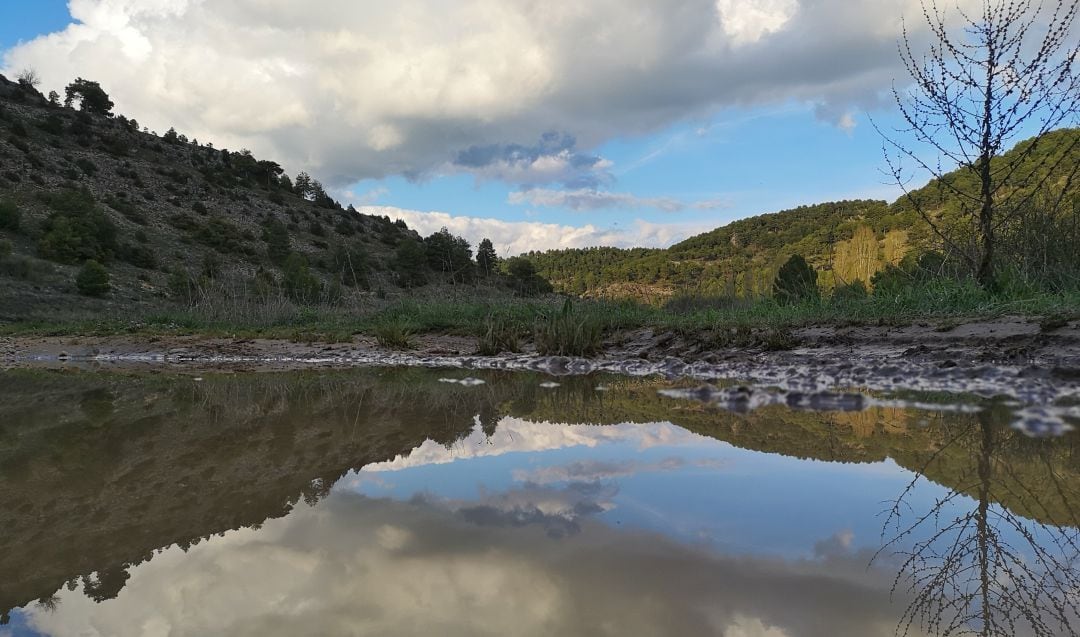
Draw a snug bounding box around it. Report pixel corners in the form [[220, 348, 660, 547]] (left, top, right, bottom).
[[2, 316, 1078, 398], [2, 316, 1079, 435]]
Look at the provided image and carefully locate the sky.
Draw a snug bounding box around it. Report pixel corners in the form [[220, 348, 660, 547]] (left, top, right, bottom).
[[0, 0, 945, 256]]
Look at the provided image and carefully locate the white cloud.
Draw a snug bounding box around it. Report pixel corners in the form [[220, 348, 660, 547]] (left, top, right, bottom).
[[0, 0, 968, 185], [18, 492, 913, 637], [356, 206, 715, 255], [359, 419, 710, 473], [508, 188, 731, 212]]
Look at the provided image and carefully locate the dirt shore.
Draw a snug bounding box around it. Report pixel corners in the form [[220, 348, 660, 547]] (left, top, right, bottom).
[[3, 316, 1079, 432]]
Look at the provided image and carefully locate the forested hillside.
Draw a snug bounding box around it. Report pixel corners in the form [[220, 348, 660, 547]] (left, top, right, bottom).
[[0, 74, 526, 321], [526, 128, 1080, 302]]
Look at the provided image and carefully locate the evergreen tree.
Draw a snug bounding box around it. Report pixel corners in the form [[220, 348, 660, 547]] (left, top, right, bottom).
[[393, 239, 428, 288], [424, 228, 473, 283], [76, 260, 110, 297], [476, 238, 498, 277], [63, 78, 114, 116], [294, 172, 313, 199], [772, 254, 819, 304]]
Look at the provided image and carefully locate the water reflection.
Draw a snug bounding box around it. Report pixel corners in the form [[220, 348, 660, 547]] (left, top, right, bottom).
[[0, 368, 1077, 636]]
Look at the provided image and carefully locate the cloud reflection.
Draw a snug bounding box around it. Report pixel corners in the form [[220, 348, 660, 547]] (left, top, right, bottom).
[[20, 492, 919, 637]]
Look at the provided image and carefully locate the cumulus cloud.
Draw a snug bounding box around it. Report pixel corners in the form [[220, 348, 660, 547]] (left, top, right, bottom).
[[451, 132, 613, 188], [508, 187, 731, 212], [356, 206, 715, 255], [0, 0, 965, 185], [359, 419, 711, 473], [18, 492, 916, 637]]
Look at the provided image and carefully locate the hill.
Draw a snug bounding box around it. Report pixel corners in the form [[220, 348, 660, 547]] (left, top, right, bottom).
[[525, 128, 1080, 302], [0, 74, 514, 323]]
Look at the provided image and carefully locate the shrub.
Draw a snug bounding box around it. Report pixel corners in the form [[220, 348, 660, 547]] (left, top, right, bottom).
[[505, 257, 553, 296], [75, 158, 98, 176], [477, 314, 521, 355], [282, 253, 322, 303], [119, 242, 157, 269], [168, 269, 201, 305], [329, 243, 369, 288], [37, 190, 118, 264], [535, 299, 604, 356], [373, 320, 414, 349], [264, 219, 291, 264], [0, 238, 11, 259], [192, 201, 209, 215], [772, 254, 819, 304], [831, 280, 868, 302], [393, 239, 428, 287], [76, 260, 110, 297], [870, 265, 914, 297], [0, 199, 20, 231]]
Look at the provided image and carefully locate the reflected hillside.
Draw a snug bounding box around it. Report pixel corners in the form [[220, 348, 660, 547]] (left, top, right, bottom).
[[1, 368, 1077, 623]]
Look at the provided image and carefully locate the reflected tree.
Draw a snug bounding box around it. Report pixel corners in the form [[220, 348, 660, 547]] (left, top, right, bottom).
[[877, 407, 1080, 636]]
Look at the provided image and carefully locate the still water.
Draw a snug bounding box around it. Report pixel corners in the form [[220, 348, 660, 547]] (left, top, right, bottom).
[[0, 368, 1077, 636]]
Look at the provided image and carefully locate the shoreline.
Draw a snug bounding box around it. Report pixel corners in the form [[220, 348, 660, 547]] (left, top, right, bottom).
[[3, 318, 1079, 418]]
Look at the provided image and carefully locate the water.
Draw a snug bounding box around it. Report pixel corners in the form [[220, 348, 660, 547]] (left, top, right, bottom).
[[1, 367, 1077, 636]]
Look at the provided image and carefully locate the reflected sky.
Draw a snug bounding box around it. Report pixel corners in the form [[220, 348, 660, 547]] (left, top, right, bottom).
[[9, 418, 952, 637], [2, 369, 1076, 636]]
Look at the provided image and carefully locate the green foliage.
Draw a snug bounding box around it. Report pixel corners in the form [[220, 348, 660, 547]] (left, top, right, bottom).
[[37, 114, 64, 136], [476, 314, 521, 355], [476, 238, 498, 276], [264, 219, 291, 265], [0, 199, 20, 231], [534, 299, 604, 356], [505, 257, 553, 296], [424, 227, 473, 282], [75, 260, 110, 297], [63, 78, 114, 116], [329, 243, 369, 288], [37, 190, 118, 264], [282, 253, 322, 304], [0, 238, 11, 259], [373, 320, 414, 349], [832, 280, 868, 302], [393, 239, 428, 287], [118, 242, 156, 269], [772, 254, 819, 304], [168, 269, 198, 305]]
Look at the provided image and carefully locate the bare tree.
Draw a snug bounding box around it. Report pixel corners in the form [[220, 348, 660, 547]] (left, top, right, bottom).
[[15, 68, 40, 90], [880, 0, 1080, 288], [877, 411, 1080, 636]]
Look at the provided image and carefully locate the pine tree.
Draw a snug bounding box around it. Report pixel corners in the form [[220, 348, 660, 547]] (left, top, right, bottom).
[[476, 238, 498, 277]]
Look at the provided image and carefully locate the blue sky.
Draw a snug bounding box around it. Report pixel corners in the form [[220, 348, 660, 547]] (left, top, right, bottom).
[[1, 1, 919, 254]]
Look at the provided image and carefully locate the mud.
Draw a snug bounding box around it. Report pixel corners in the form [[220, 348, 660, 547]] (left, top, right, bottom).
[[3, 316, 1079, 435]]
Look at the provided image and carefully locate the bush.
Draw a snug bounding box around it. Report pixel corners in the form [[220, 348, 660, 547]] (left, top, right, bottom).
[[535, 299, 604, 356], [76, 260, 110, 297], [505, 257, 553, 296], [772, 254, 819, 304], [0, 238, 11, 259], [282, 253, 322, 303], [119, 242, 157, 269], [75, 158, 98, 176], [37, 190, 118, 264], [477, 314, 522, 355], [393, 239, 428, 287], [373, 320, 414, 349], [0, 199, 20, 231], [831, 280, 868, 302], [329, 243, 369, 288], [264, 219, 291, 264]]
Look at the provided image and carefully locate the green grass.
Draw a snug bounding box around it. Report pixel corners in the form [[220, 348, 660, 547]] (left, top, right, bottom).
[[2, 278, 1079, 346]]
